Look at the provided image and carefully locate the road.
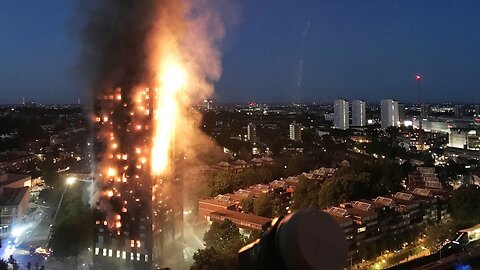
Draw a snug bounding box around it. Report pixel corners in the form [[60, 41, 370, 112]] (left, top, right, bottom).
[[413, 245, 480, 270], [0, 204, 51, 269]]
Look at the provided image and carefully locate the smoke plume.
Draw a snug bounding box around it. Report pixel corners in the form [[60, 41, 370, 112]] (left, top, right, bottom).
[[77, 1, 226, 265]]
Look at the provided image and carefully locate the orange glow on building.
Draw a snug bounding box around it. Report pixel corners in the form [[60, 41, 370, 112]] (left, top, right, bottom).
[[151, 61, 187, 175]]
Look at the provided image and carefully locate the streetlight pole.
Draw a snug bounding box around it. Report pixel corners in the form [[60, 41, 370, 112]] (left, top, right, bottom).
[[47, 177, 93, 242], [47, 183, 69, 242]]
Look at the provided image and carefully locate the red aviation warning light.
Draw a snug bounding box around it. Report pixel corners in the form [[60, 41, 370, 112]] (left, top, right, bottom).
[[415, 75, 421, 81]]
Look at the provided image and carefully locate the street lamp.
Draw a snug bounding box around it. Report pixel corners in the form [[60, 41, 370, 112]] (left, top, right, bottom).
[[66, 176, 77, 185]]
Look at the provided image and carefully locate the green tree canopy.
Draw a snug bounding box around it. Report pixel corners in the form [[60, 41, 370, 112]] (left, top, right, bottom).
[[291, 176, 322, 210], [191, 247, 229, 270], [451, 185, 480, 226], [49, 184, 93, 260], [203, 220, 245, 254], [318, 171, 371, 209], [253, 193, 274, 217], [240, 197, 254, 214], [192, 220, 246, 270]]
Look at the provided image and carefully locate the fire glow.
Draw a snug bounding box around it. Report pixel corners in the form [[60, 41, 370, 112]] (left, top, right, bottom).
[[89, 0, 225, 250], [151, 61, 187, 175]]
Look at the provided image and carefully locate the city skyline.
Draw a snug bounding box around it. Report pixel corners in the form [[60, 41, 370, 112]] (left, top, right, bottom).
[[2, 1, 480, 104]]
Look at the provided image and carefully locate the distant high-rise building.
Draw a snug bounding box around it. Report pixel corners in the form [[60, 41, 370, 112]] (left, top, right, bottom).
[[334, 99, 349, 130], [454, 105, 464, 118], [421, 104, 430, 117], [203, 99, 212, 110], [247, 123, 256, 142], [475, 105, 480, 117], [381, 99, 399, 129], [398, 104, 406, 123], [351, 100, 366, 127], [289, 121, 302, 141]]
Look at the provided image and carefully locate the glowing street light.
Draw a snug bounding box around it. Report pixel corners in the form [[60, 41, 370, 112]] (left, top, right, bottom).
[[66, 177, 77, 185]]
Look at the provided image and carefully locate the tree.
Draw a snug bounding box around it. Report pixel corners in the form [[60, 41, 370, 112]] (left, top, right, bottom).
[[240, 197, 254, 214], [49, 213, 93, 259], [318, 170, 371, 209], [191, 248, 229, 270], [291, 176, 322, 210], [49, 184, 93, 264], [451, 185, 480, 226], [424, 222, 456, 251], [192, 220, 246, 270], [0, 260, 6, 270], [203, 220, 245, 254], [253, 193, 274, 217], [271, 195, 290, 217]]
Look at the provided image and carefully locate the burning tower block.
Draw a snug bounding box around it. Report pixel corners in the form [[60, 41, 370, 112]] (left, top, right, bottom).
[[92, 88, 183, 270]]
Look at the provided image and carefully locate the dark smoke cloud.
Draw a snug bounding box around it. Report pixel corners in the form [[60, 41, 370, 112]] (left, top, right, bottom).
[[78, 0, 159, 93]]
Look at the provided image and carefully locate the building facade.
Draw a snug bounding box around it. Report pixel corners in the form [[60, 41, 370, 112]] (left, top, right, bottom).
[[247, 123, 256, 142], [334, 99, 349, 130], [289, 121, 302, 141], [381, 99, 399, 129], [92, 88, 183, 270], [351, 100, 366, 127], [0, 174, 31, 235], [449, 128, 480, 150]]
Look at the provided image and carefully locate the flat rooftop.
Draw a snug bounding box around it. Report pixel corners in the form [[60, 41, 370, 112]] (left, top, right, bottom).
[[0, 187, 29, 206], [0, 174, 31, 187], [210, 209, 271, 226], [199, 198, 236, 208]]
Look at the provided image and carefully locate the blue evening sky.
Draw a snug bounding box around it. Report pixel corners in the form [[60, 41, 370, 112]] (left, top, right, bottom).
[[1, 0, 480, 104]]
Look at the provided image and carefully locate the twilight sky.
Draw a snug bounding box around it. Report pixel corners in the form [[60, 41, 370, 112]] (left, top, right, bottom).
[[1, 0, 480, 104]]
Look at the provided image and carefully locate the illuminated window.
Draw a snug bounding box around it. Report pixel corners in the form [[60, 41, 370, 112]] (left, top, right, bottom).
[[137, 253, 141, 261], [95, 247, 99, 255], [122, 251, 126, 259], [357, 227, 367, 233], [102, 249, 107, 256], [130, 252, 134, 261], [145, 255, 148, 262], [108, 249, 113, 257], [117, 250, 121, 258]]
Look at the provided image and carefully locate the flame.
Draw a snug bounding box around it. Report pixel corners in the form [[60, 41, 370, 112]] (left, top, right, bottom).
[[107, 167, 116, 178], [151, 60, 187, 175], [92, 0, 225, 247]]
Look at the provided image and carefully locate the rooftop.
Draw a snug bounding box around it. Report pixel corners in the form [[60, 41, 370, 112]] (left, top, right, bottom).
[[0, 187, 29, 206], [210, 209, 272, 226], [0, 174, 31, 187]]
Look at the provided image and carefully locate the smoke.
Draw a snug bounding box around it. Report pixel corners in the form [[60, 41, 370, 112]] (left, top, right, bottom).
[[294, 20, 311, 103], [77, 0, 226, 266]]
